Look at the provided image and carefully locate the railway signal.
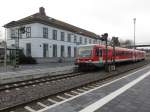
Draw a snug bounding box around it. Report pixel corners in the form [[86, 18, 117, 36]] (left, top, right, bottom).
[[100, 33, 108, 41], [100, 33, 109, 72]]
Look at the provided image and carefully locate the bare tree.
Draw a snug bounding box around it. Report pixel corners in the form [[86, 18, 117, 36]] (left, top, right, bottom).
[[120, 39, 133, 48], [110, 37, 120, 46]]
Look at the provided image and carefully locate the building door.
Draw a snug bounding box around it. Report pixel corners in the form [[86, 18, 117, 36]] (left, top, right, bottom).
[[26, 43, 31, 57], [68, 46, 71, 57], [43, 44, 48, 58], [74, 47, 77, 57], [53, 44, 57, 57], [61, 45, 64, 57]]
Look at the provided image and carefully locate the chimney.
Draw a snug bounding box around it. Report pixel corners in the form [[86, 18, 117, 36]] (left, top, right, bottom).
[[39, 7, 46, 16]]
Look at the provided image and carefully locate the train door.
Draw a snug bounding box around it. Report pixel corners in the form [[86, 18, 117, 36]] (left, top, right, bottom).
[[95, 48, 103, 64], [99, 48, 103, 64]]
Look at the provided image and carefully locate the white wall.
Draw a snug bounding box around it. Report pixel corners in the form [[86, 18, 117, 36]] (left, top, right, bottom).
[[7, 23, 100, 58]]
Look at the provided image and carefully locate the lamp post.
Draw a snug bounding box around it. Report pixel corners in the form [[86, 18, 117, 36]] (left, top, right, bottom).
[[112, 37, 115, 65], [4, 28, 7, 72], [133, 18, 136, 60]]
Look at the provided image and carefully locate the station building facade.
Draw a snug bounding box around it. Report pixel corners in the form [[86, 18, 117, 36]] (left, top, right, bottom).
[[4, 7, 102, 63]]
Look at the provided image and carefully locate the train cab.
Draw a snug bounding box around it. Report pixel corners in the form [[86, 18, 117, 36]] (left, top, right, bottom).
[[75, 45, 104, 68]]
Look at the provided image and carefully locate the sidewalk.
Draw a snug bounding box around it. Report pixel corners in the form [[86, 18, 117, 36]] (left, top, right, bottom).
[[0, 62, 75, 84], [0, 62, 74, 73]]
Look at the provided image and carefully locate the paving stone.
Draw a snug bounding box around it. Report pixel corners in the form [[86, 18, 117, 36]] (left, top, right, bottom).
[[45, 65, 150, 112], [0, 65, 74, 84]]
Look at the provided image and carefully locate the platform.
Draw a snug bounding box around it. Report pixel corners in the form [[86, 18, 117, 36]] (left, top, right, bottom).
[[0, 65, 75, 84], [41, 64, 150, 112]]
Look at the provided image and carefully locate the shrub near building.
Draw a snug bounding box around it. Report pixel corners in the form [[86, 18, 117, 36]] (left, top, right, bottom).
[[19, 51, 37, 64]]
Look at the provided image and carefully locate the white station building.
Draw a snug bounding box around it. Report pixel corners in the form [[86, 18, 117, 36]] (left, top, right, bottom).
[[4, 7, 102, 63]]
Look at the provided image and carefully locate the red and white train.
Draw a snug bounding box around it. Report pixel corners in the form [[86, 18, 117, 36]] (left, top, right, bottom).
[[75, 44, 146, 69]]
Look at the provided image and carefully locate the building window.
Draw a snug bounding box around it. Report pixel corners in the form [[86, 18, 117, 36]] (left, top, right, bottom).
[[68, 46, 71, 57], [60, 45, 65, 57], [61, 32, 65, 41], [93, 39, 96, 44], [53, 30, 57, 40], [74, 35, 77, 43], [43, 27, 48, 38], [98, 40, 101, 44], [74, 47, 77, 57], [11, 29, 15, 39], [18, 29, 22, 39], [96, 39, 98, 43], [26, 43, 31, 56], [53, 44, 57, 57], [67, 34, 71, 42], [43, 43, 49, 57], [26, 27, 31, 38], [89, 39, 92, 44], [84, 38, 87, 44], [80, 37, 82, 44]]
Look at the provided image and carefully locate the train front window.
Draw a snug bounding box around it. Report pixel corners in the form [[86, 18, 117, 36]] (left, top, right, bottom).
[[78, 46, 93, 57]]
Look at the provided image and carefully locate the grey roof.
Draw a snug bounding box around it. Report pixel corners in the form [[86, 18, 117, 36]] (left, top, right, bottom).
[[4, 7, 100, 39]]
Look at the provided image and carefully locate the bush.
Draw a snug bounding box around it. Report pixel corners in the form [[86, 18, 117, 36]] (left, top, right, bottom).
[[19, 51, 37, 64]]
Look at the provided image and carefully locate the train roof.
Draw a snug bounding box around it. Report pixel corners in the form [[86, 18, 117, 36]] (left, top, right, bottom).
[[78, 44, 145, 53]]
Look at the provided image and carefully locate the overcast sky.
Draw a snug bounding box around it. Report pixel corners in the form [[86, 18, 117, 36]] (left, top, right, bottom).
[[0, 0, 150, 44]]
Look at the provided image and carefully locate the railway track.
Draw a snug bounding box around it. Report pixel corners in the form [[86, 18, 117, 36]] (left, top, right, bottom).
[[0, 71, 83, 92], [1, 60, 150, 112], [7, 81, 105, 112]]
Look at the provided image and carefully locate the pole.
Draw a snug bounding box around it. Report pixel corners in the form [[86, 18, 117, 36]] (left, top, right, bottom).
[[113, 42, 115, 65], [133, 18, 136, 60], [112, 37, 116, 71], [14, 28, 20, 68], [16, 29, 20, 68], [105, 37, 108, 71], [4, 28, 7, 72]]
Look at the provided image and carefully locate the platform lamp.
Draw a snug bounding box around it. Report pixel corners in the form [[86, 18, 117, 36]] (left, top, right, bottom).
[[4, 28, 7, 72], [133, 18, 136, 61]]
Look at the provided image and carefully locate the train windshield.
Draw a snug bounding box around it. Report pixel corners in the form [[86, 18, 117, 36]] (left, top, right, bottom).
[[78, 46, 93, 57]]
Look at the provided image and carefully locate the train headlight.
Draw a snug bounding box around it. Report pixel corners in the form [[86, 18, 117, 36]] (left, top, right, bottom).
[[88, 60, 92, 62]]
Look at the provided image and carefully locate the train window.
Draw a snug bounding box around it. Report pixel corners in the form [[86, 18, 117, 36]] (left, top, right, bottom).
[[122, 51, 125, 56], [116, 51, 119, 56], [78, 46, 93, 57], [95, 48, 102, 57]]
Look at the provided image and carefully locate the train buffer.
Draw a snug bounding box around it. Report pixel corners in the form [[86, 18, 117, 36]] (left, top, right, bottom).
[[41, 64, 150, 112]]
